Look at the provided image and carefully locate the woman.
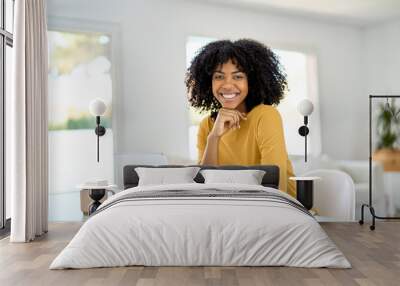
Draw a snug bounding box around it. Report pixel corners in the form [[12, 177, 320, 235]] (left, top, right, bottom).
[[185, 39, 296, 197]]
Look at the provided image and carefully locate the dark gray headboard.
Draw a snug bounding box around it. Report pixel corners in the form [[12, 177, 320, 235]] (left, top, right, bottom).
[[123, 165, 279, 189]]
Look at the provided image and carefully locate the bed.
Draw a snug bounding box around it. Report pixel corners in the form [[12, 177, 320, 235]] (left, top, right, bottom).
[[50, 165, 350, 269]]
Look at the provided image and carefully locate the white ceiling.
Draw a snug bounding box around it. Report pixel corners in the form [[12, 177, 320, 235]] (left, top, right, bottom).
[[200, 0, 400, 27]]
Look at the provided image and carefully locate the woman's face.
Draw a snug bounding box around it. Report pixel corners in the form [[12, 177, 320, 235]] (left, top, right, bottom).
[[212, 59, 248, 111]]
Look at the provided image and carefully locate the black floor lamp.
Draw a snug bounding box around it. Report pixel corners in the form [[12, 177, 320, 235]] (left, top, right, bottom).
[[359, 95, 400, 230]]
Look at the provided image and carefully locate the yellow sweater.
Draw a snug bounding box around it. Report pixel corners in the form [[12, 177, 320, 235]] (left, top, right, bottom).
[[197, 104, 296, 197]]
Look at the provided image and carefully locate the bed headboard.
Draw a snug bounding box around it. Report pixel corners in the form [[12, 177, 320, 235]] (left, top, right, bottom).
[[123, 165, 280, 189]]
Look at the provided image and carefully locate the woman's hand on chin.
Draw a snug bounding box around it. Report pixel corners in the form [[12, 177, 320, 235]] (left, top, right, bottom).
[[209, 108, 247, 138]]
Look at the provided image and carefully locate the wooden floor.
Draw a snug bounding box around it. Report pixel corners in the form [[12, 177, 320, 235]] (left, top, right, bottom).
[[0, 222, 399, 286]]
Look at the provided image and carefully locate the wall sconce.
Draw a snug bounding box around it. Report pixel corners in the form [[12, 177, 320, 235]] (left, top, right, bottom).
[[297, 99, 314, 162], [89, 99, 107, 162], [293, 99, 317, 212]]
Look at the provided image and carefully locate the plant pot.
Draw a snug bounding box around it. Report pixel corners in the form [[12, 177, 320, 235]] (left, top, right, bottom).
[[373, 148, 400, 171]]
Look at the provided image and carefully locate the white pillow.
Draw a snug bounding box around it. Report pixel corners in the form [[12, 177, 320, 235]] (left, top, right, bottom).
[[135, 167, 200, 186], [200, 169, 266, 185]]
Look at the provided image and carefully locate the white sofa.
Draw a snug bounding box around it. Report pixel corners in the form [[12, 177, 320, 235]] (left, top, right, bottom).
[[290, 154, 388, 220]]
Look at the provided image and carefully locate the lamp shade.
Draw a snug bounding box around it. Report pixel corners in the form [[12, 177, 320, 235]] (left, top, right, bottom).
[[89, 99, 107, 116], [297, 99, 314, 116]]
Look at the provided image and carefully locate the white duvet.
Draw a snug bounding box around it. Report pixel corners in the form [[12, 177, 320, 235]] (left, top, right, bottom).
[[50, 183, 351, 269]]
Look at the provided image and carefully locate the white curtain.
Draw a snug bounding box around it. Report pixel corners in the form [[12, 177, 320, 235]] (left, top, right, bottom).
[[10, 0, 48, 242]]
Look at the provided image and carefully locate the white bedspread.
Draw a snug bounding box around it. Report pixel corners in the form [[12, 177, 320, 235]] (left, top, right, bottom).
[[50, 183, 351, 269]]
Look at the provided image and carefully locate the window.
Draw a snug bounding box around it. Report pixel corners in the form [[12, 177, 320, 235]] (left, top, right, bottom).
[[48, 30, 114, 221], [274, 50, 321, 156], [186, 36, 216, 161], [186, 36, 321, 161], [1, 0, 14, 233]]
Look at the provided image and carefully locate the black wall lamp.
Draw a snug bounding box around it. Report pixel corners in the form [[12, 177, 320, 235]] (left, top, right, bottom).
[[297, 99, 314, 162], [89, 98, 107, 162], [293, 99, 317, 212]]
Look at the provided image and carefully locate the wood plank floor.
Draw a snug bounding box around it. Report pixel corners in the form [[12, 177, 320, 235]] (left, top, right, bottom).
[[0, 222, 399, 286]]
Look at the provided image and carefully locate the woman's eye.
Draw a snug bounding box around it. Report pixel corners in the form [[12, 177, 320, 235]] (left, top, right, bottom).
[[234, 75, 244, 80], [213, 75, 223, 80]]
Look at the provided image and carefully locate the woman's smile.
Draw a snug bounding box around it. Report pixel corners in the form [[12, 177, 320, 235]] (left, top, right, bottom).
[[219, 92, 240, 100], [212, 59, 249, 112]]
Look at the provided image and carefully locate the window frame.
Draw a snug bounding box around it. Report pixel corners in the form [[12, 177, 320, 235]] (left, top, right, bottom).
[[47, 16, 121, 155], [0, 0, 14, 234], [47, 18, 122, 216]]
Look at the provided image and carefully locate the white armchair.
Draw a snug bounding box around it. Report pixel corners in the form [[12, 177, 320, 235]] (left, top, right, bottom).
[[290, 154, 387, 220], [336, 160, 387, 219], [302, 169, 355, 221]]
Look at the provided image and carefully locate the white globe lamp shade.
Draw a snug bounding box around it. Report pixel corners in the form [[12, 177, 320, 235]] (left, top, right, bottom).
[[89, 99, 107, 116], [297, 99, 314, 116]]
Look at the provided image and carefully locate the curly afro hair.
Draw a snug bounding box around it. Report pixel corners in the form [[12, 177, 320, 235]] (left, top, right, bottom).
[[185, 39, 288, 119]]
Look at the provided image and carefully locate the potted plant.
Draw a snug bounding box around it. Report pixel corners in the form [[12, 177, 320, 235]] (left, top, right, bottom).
[[372, 98, 400, 171]]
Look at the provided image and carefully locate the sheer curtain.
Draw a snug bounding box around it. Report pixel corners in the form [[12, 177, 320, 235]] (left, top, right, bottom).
[[10, 0, 48, 242]]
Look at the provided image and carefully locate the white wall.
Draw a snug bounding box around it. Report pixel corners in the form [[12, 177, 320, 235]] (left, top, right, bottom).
[[47, 0, 366, 161], [364, 19, 400, 95], [48, 130, 114, 193], [363, 19, 400, 151]]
